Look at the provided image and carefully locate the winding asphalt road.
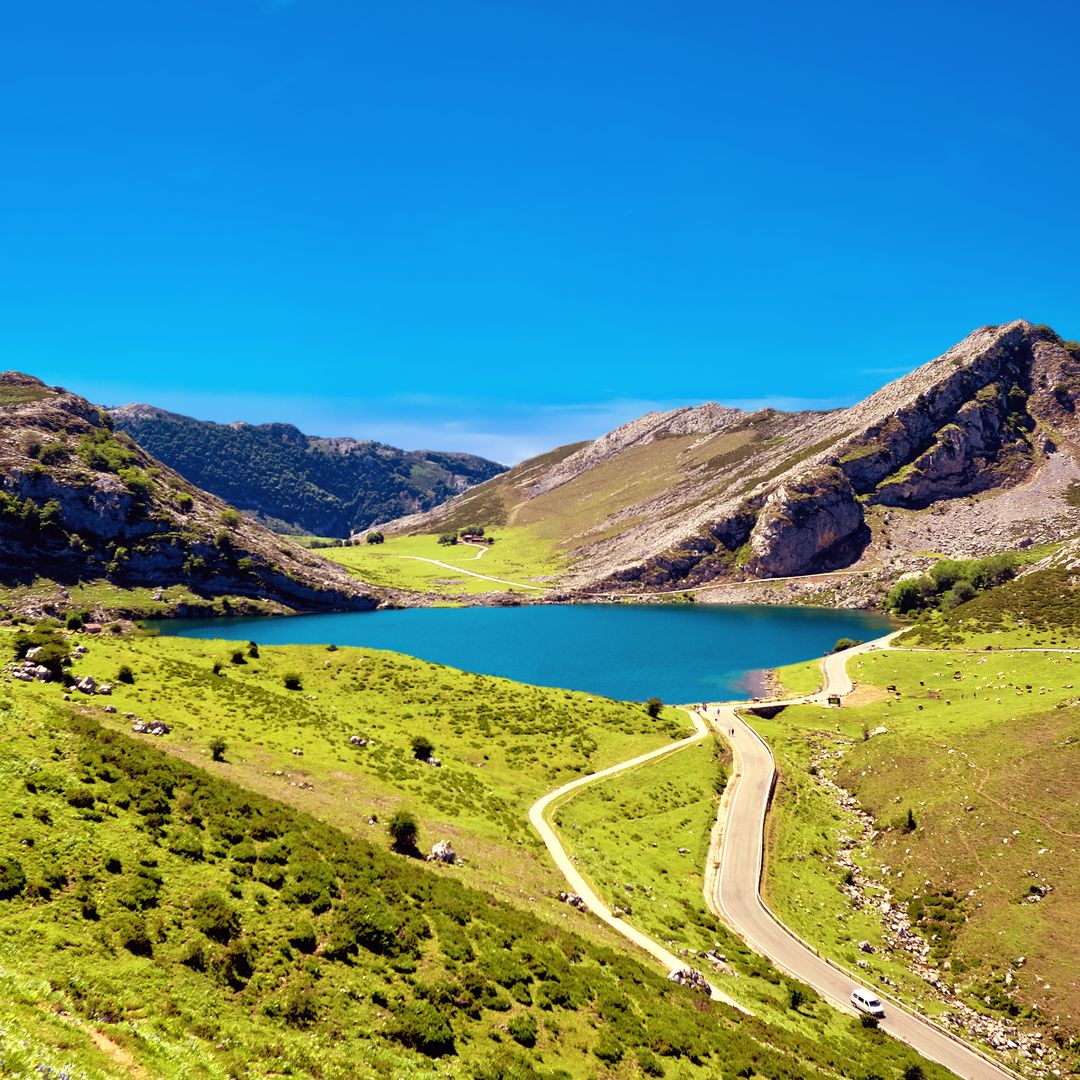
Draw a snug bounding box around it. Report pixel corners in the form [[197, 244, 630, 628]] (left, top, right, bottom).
[[532, 632, 1018, 1079], [528, 712, 746, 1011], [705, 634, 1017, 1080]]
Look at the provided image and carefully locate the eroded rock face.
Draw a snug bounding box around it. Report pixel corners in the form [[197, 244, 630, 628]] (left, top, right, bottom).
[[746, 467, 865, 578], [0, 372, 389, 615]]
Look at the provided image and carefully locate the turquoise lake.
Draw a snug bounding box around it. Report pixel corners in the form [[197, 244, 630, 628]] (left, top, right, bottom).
[[155, 604, 893, 704]]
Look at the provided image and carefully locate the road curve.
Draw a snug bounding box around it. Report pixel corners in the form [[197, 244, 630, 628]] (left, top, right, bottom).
[[706, 635, 1018, 1080], [528, 712, 747, 1011]]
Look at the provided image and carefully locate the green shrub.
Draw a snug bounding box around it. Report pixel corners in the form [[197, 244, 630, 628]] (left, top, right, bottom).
[[209, 737, 227, 762], [167, 829, 205, 861], [114, 913, 152, 956], [638, 1048, 666, 1076], [117, 664, 135, 684], [508, 1012, 538, 1047], [411, 734, 434, 760], [191, 889, 241, 943], [287, 918, 318, 954], [0, 858, 27, 899], [593, 1031, 623, 1065], [645, 697, 663, 718], [386, 1001, 454, 1057], [283, 672, 302, 691], [387, 809, 419, 854]]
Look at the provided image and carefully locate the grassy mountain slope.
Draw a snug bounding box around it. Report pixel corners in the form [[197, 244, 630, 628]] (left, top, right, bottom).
[[110, 404, 506, 537], [0, 633, 947, 1080], [378, 322, 1080, 598], [751, 563, 1080, 1073], [0, 373, 386, 618]]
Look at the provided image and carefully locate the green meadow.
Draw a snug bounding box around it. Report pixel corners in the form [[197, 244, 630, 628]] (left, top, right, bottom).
[[20, 632, 691, 915], [0, 628, 948, 1080], [751, 643, 1080, 1060], [548, 732, 954, 1079], [318, 528, 565, 595]]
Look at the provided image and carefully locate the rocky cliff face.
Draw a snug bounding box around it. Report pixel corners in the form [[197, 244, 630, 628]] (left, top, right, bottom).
[[611, 321, 1078, 589], [391, 320, 1080, 594], [0, 374, 387, 614]]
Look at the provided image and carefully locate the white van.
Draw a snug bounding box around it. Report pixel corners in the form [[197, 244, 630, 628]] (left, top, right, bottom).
[[850, 988, 886, 1017]]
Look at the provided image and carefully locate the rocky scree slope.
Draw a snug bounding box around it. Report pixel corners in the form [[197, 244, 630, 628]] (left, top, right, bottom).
[[110, 403, 506, 536], [0, 373, 386, 612], [391, 321, 1080, 593]]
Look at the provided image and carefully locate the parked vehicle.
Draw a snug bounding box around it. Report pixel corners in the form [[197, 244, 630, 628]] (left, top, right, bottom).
[[851, 988, 886, 1017]]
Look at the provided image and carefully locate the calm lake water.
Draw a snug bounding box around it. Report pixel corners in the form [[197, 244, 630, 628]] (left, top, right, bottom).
[[153, 604, 893, 704]]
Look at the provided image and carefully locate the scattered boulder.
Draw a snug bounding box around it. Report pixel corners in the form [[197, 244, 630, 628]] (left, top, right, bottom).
[[427, 840, 457, 864], [131, 719, 170, 736], [557, 891, 587, 912], [668, 967, 712, 996], [97, 684, 112, 696], [858, 940, 875, 954], [102, 704, 117, 714], [349, 735, 368, 746], [291, 748, 304, 756], [75, 676, 96, 695], [25, 646, 43, 661], [425, 755, 442, 768]]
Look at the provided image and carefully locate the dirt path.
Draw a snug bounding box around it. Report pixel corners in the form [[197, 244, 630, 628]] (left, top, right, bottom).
[[387, 554, 545, 590], [527, 711, 746, 1011], [459, 540, 490, 560]]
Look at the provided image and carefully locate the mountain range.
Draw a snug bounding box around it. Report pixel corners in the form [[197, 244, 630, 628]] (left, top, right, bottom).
[[389, 320, 1080, 597], [0, 373, 385, 615], [108, 404, 506, 537]]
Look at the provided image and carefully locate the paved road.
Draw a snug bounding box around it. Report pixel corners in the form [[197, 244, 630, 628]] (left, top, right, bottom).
[[705, 635, 1017, 1080], [528, 713, 747, 1011]]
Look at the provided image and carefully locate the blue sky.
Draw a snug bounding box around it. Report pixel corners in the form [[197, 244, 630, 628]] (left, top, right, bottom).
[[3, 1, 1078, 463]]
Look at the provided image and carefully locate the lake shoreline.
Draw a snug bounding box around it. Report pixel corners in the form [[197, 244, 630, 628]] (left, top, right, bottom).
[[149, 603, 894, 706]]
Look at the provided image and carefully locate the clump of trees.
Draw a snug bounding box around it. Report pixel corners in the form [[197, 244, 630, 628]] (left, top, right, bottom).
[[885, 553, 1019, 615], [831, 637, 863, 653], [411, 735, 435, 761], [437, 533, 458, 546], [387, 809, 419, 855], [365, 531, 385, 545], [645, 697, 663, 718]]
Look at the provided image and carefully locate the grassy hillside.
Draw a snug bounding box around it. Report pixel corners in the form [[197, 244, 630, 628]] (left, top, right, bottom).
[[751, 644, 1080, 1072], [0, 636, 947, 1080], [16, 631, 693, 913]]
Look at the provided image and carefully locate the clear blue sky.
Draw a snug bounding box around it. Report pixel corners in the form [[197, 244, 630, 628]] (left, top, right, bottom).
[[3, 1, 1078, 463]]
